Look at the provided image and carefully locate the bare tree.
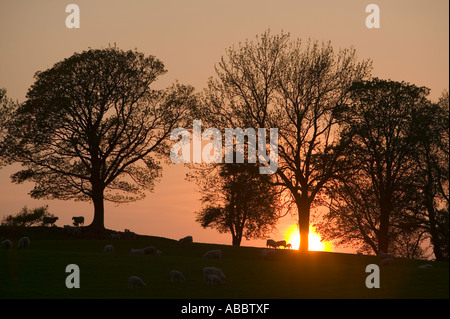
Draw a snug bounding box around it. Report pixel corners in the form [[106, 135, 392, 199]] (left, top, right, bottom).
[[200, 30, 371, 251], [4, 48, 196, 234]]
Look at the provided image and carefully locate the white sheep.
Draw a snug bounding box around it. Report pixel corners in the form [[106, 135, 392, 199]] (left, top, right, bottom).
[[203, 249, 222, 259], [128, 276, 147, 289], [142, 246, 157, 255], [1, 239, 12, 250], [17, 236, 30, 249], [170, 270, 186, 283], [206, 274, 225, 286], [104, 244, 114, 254], [129, 248, 144, 255], [203, 267, 226, 284], [417, 264, 433, 269]]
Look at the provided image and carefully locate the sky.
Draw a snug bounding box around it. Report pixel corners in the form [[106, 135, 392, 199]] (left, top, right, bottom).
[[0, 0, 448, 252]]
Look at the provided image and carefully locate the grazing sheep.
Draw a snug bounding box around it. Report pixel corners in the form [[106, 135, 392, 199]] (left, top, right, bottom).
[[178, 235, 193, 245], [417, 264, 433, 269], [206, 274, 225, 286], [142, 246, 157, 255], [18, 236, 30, 249], [104, 244, 114, 254], [170, 270, 186, 283], [285, 243, 292, 249], [72, 216, 84, 227], [276, 240, 287, 248], [203, 267, 226, 284], [1, 239, 12, 250], [128, 276, 147, 289], [110, 232, 121, 240], [266, 239, 277, 248], [42, 216, 58, 226], [64, 225, 80, 237], [203, 249, 222, 259], [129, 248, 145, 255]]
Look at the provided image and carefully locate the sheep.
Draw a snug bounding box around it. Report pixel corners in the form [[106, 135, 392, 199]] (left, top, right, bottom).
[[72, 216, 84, 227], [276, 240, 287, 248], [170, 270, 186, 283], [203, 267, 226, 284], [417, 264, 433, 269], [110, 232, 121, 240], [124, 229, 137, 239], [42, 216, 58, 226], [379, 257, 393, 266], [129, 248, 145, 255], [142, 246, 157, 255], [104, 244, 114, 254], [1, 239, 12, 250], [285, 243, 292, 249], [18, 236, 30, 249], [266, 239, 277, 248], [128, 276, 147, 289], [178, 235, 193, 245], [64, 225, 80, 237], [203, 249, 222, 259], [206, 274, 225, 286]]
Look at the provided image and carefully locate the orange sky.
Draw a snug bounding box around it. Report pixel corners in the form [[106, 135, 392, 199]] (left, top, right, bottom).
[[0, 0, 448, 252]]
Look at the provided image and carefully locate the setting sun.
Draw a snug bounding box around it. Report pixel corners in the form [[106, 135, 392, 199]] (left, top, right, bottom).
[[285, 225, 332, 251]]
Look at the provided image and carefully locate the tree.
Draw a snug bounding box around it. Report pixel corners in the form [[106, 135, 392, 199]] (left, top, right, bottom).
[[0, 88, 17, 168], [191, 162, 280, 246], [318, 79, 433, 257], [4, 48, 196, 234], [1, 206, 54, 227], [200, 30, 371, 251]]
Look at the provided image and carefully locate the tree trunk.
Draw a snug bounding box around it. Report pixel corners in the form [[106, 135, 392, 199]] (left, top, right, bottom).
[[88, 183, 106, 234], [297, 200, 311, 253], [232, 235, 242, 246]]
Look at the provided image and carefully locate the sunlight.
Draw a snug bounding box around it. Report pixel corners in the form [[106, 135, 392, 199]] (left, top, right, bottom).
[[285, 224, 332, 251]]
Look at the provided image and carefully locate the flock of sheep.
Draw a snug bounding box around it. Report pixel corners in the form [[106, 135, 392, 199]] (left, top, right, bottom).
[[101, 235, 228, 289], [1, 236, 30, 250]]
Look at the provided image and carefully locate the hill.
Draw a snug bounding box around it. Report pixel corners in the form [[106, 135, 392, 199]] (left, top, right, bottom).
[[0, 226, 448, 300]]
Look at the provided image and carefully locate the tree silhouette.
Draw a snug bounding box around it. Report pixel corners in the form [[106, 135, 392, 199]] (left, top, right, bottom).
[[191, 162, 280, 246], [4, 48, 196, 234], [199, 30, 371, 251], [318, 79, 436, 257]]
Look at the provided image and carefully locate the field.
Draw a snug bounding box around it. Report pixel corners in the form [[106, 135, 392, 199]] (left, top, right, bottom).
[[0, 227, 448, 300]]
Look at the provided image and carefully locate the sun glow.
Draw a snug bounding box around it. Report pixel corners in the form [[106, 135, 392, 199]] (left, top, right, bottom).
[[285, 225, 332, 251]]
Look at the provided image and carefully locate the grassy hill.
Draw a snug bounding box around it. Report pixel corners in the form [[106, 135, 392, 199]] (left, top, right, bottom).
[[0, 226, 448, 299]]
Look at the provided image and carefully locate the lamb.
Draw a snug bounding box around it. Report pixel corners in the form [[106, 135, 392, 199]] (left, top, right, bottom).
[[170, 270, 186, 283], [203, 267, 226, 284], [18, 236, 30, 249], [104, 244, 114, 254], [1, 239, 12, 250], [42, 216, 58, 226], [206, 274, 225, 286], [128, 276, 147, 289], [178, 235, 193, 245], [124, 229, 137, 239], [129, 248, 144, 255], [72, 216, 84, 227], [203, 249, 222, 259]]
